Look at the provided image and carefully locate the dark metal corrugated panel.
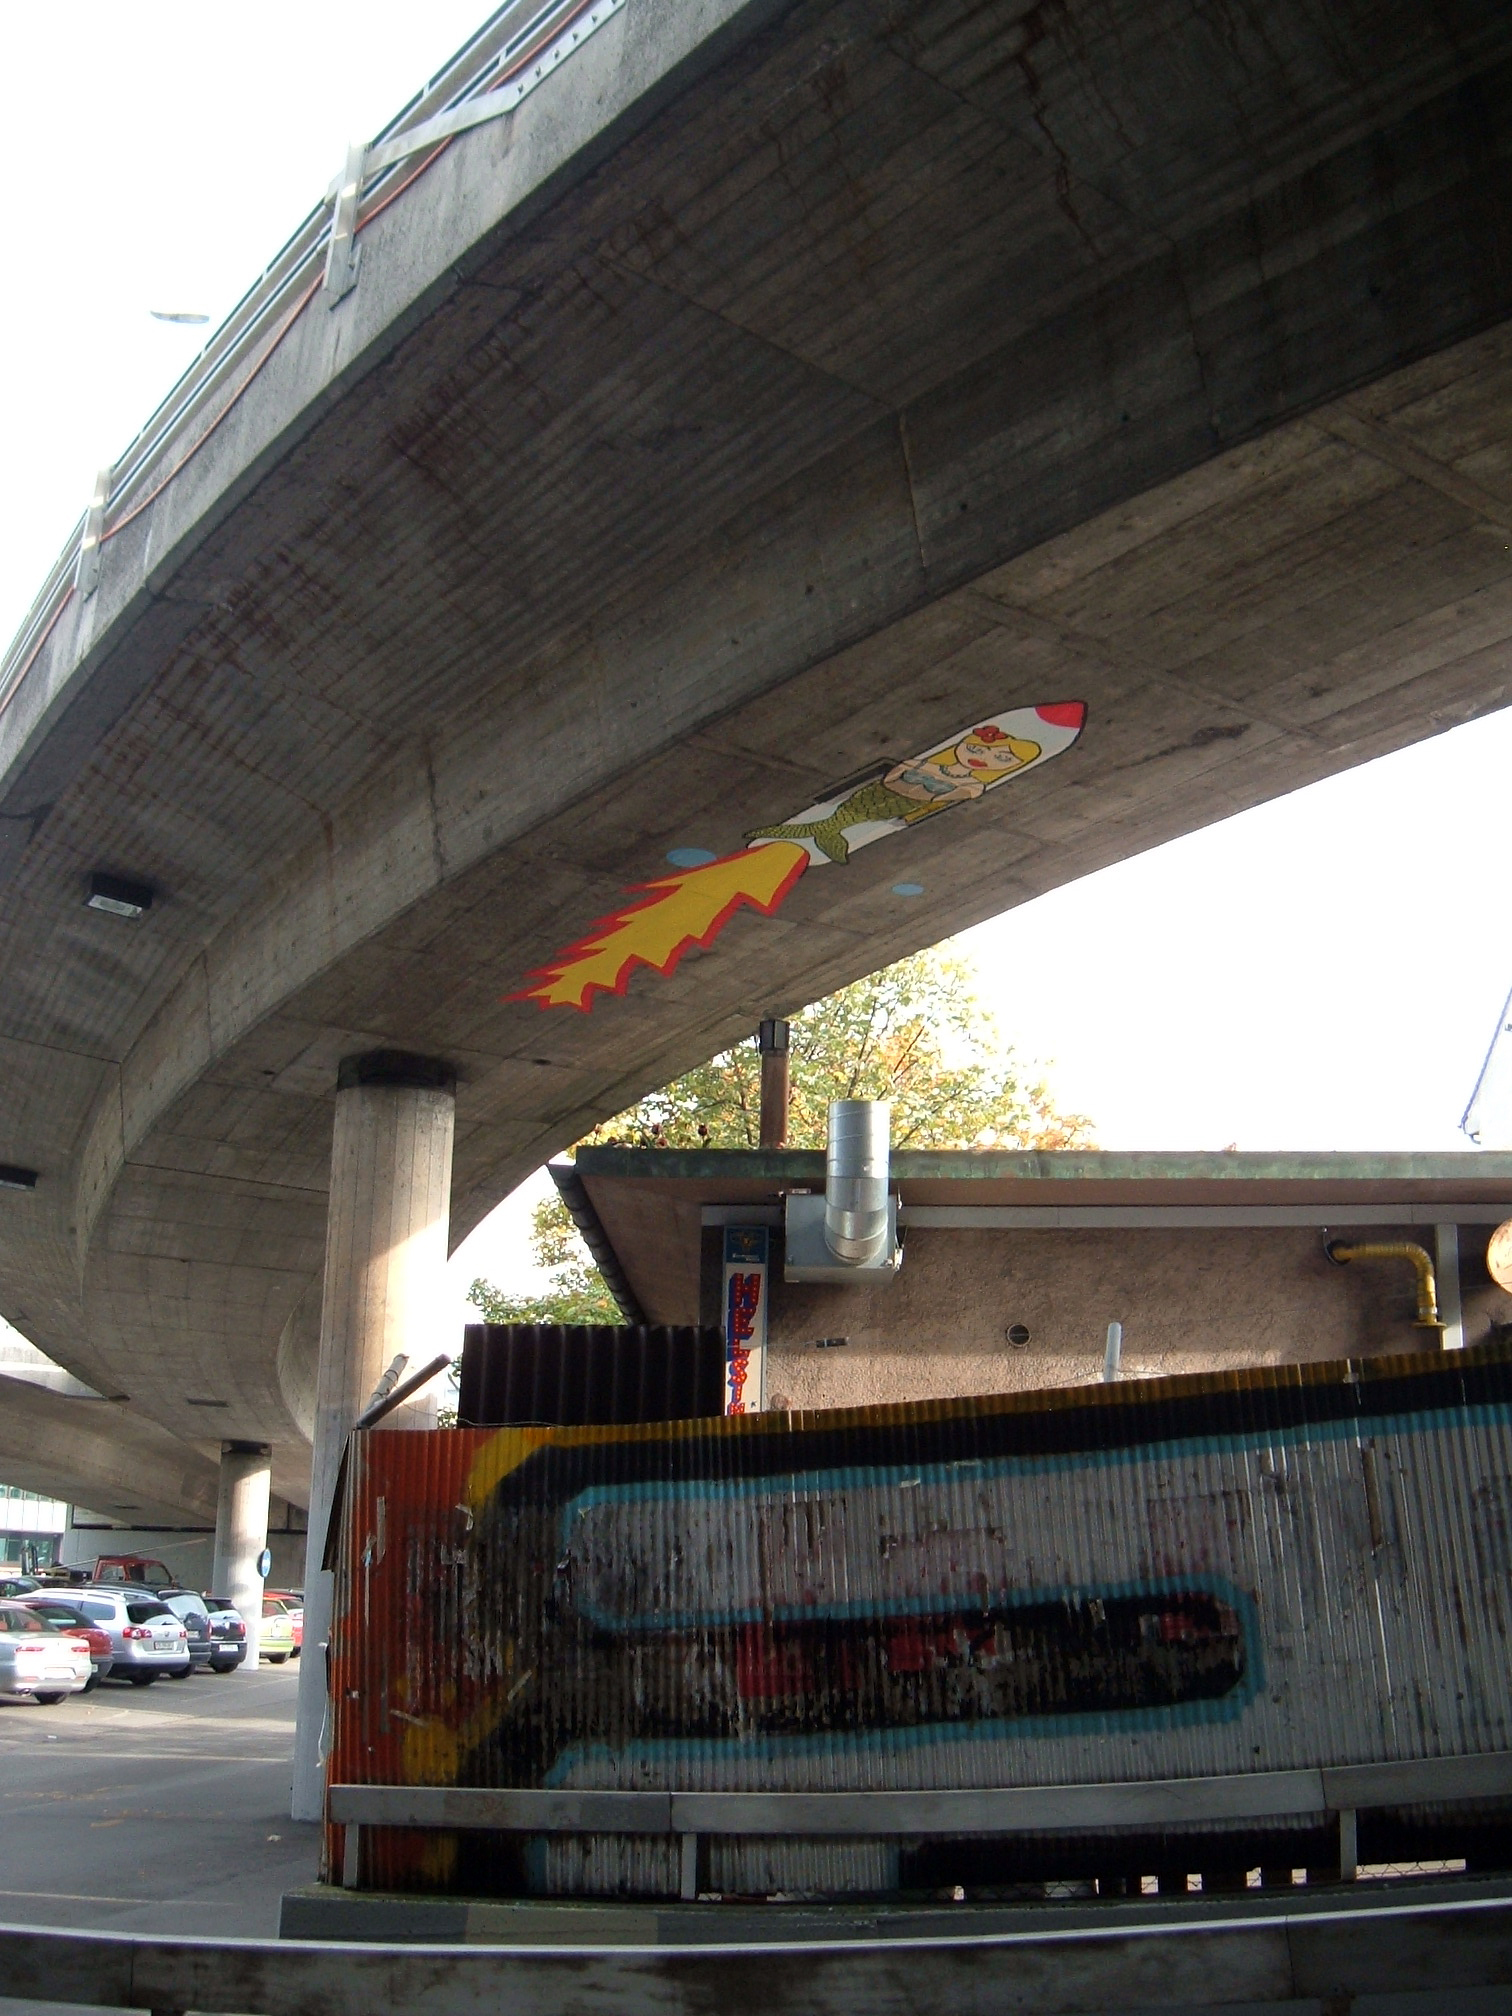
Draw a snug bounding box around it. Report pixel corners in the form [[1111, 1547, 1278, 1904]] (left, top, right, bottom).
[[327, 1340, 1512, 1899], [456, 1323, 725, 1426]]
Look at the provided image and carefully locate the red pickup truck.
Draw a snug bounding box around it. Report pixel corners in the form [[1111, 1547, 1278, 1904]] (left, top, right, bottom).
[[91, 1554, 175, 1587]]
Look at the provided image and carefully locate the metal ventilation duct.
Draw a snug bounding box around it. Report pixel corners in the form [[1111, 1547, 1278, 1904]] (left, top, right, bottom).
[[824, 1100, 892, 1264], [784, 1100, 901, 1282]]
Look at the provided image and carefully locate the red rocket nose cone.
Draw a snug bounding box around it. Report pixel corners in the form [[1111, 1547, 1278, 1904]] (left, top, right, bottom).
[[1035, 701, 1086, 729]]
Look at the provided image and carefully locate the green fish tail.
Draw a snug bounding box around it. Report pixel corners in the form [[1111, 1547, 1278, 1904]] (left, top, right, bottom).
[[747, 816, 851, 863]]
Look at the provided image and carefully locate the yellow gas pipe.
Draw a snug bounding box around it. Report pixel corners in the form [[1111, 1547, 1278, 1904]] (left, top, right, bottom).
[[1324, 1240, 1442, 1329]]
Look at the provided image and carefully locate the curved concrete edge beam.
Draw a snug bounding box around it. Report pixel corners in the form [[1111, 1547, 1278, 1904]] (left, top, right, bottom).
[[275, 1282, 322, 1447], [0, 0, 792, 827], [0, 1370, 308, 1528], [0, 1370, 223, 1527]]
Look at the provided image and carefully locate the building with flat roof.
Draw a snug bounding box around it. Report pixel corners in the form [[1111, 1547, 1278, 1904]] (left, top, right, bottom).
[[562, 1149, 1512, 1413]]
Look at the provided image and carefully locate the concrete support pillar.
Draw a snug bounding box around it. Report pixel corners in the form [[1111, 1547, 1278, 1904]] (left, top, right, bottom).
[[291, 1051, 455, 1823], [212, 1440, 271, 1668]]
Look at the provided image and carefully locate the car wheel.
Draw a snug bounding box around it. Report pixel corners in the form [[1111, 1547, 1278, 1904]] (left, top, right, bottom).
[[168, 1666, 192, 1680], [33, 1692, 67, 1706], [266, 1652, 289, 1664], [82, 1675, 98, 1693], [127, 1672, 157, 1687]]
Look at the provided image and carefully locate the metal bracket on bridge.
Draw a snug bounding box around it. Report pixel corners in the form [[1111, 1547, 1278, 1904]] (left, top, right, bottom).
[[323, 144, 366, 305], [319, 0, 626, 307], [324, 0, 628, 196], [74, 467, 111, 598]]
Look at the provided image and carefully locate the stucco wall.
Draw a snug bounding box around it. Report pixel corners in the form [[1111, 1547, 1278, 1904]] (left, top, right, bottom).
[[763, 1223, 1512, 1413]]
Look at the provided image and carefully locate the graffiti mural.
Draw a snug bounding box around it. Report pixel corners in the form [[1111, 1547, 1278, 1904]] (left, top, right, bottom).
[[508, 700, 1086, 1011], [325, 1341, 1512, 1897]]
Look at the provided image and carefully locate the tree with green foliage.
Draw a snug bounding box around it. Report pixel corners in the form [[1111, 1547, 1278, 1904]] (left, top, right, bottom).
[[467, 1194, 621, 1326], [468, 946, 1092, 1324]]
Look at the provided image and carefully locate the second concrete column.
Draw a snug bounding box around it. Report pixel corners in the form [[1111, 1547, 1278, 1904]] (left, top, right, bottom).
[[211, 1440, 271, 1667], [291, 1051, 455, 1822]]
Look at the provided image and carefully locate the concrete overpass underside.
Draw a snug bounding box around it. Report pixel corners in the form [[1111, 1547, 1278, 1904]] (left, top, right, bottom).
[[4, 0, 1512, 1497], [0, 1372, 251, 1532]]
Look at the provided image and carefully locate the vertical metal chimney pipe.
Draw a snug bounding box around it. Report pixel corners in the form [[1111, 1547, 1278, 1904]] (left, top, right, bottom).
[[758, 1018, 790, 1149], [823, 1100, 891, 1264]]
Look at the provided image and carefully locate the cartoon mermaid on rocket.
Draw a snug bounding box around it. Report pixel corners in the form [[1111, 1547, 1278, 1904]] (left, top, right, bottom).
[[746, 701, 1086, 864]]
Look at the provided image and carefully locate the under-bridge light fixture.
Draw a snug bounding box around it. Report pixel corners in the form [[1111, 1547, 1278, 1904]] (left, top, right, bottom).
[[0, 1164, 38, 1191], [85, 872, 154, 919]]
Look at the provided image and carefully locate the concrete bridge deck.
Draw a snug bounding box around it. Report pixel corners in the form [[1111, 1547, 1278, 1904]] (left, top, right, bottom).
[[4, 0, 1512, 1515]]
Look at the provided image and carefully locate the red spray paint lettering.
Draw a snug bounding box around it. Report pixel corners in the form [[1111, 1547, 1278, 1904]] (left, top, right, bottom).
[[726, 1271, 762, 1412]]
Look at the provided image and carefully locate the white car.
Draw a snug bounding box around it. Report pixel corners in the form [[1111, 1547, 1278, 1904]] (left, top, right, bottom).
[[0, 1601, 92, 1703]]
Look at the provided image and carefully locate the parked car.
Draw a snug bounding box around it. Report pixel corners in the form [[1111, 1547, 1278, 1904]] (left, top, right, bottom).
[[259, 1600, 296, 1663], [0, 1576, 39, 1599], [66, 1588, 191, 1683], [15, 1594, 114, 1687], [0, 1601, 92, 1703], [201, 1598, 247, 1673], [266, 1592, 304, 1655], [155, 1589, 216, 1673]]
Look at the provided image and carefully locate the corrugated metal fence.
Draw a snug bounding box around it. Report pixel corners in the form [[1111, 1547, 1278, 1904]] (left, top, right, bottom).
[[329, 1340, 1512, 1899]]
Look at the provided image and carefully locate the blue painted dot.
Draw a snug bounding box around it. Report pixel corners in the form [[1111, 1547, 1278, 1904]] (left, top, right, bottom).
[[892, 881, 925, 897], [666, 846, 718, 868]]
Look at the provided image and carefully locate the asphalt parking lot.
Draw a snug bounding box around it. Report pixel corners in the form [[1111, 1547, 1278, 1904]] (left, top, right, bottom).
[[0, 1658, 317, 1951]]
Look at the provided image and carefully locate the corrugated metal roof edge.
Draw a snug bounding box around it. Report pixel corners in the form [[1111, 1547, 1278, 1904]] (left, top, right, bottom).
[[574, 1146, 1512, 1185]]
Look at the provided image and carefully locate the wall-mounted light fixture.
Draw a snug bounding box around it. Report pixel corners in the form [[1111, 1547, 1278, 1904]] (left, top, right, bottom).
[[85, 872, 154, 919], [0, 1164, 38, 1191]]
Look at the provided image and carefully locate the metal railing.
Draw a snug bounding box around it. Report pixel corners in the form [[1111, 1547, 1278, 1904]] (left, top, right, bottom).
[[328, 1750, 1512, 1900], [0, 0, 623, 727]]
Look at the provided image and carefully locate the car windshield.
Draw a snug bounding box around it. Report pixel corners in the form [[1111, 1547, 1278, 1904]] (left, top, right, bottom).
[[0, 1606, 56, 1632], [125, 1601, 172, 1625], [262, 1600, 289, 1619], [161, 1593, 206, 1622]]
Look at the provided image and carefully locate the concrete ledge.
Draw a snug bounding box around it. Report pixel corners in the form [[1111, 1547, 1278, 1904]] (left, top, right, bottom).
[[277, 1874, 1512, 1946], [7, 1884, 1512, 2014]]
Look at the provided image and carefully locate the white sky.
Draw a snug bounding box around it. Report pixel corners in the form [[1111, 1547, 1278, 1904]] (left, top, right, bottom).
[[3, 5, 1509, 1333]]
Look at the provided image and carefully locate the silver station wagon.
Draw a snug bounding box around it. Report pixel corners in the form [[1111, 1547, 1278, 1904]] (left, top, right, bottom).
[[69, 1588, 192, 1683]]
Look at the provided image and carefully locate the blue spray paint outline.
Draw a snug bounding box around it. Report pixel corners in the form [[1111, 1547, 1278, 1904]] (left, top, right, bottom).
[[555, 1401, 1512, 1623], [522, 1398, 1511, 1782]]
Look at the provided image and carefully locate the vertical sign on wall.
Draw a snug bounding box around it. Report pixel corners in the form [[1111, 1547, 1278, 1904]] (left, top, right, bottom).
[[722, 1227, 769, 1414]]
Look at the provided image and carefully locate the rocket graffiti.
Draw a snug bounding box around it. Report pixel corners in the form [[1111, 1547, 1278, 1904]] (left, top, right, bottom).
[[508, 700, 1086, 1011]]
